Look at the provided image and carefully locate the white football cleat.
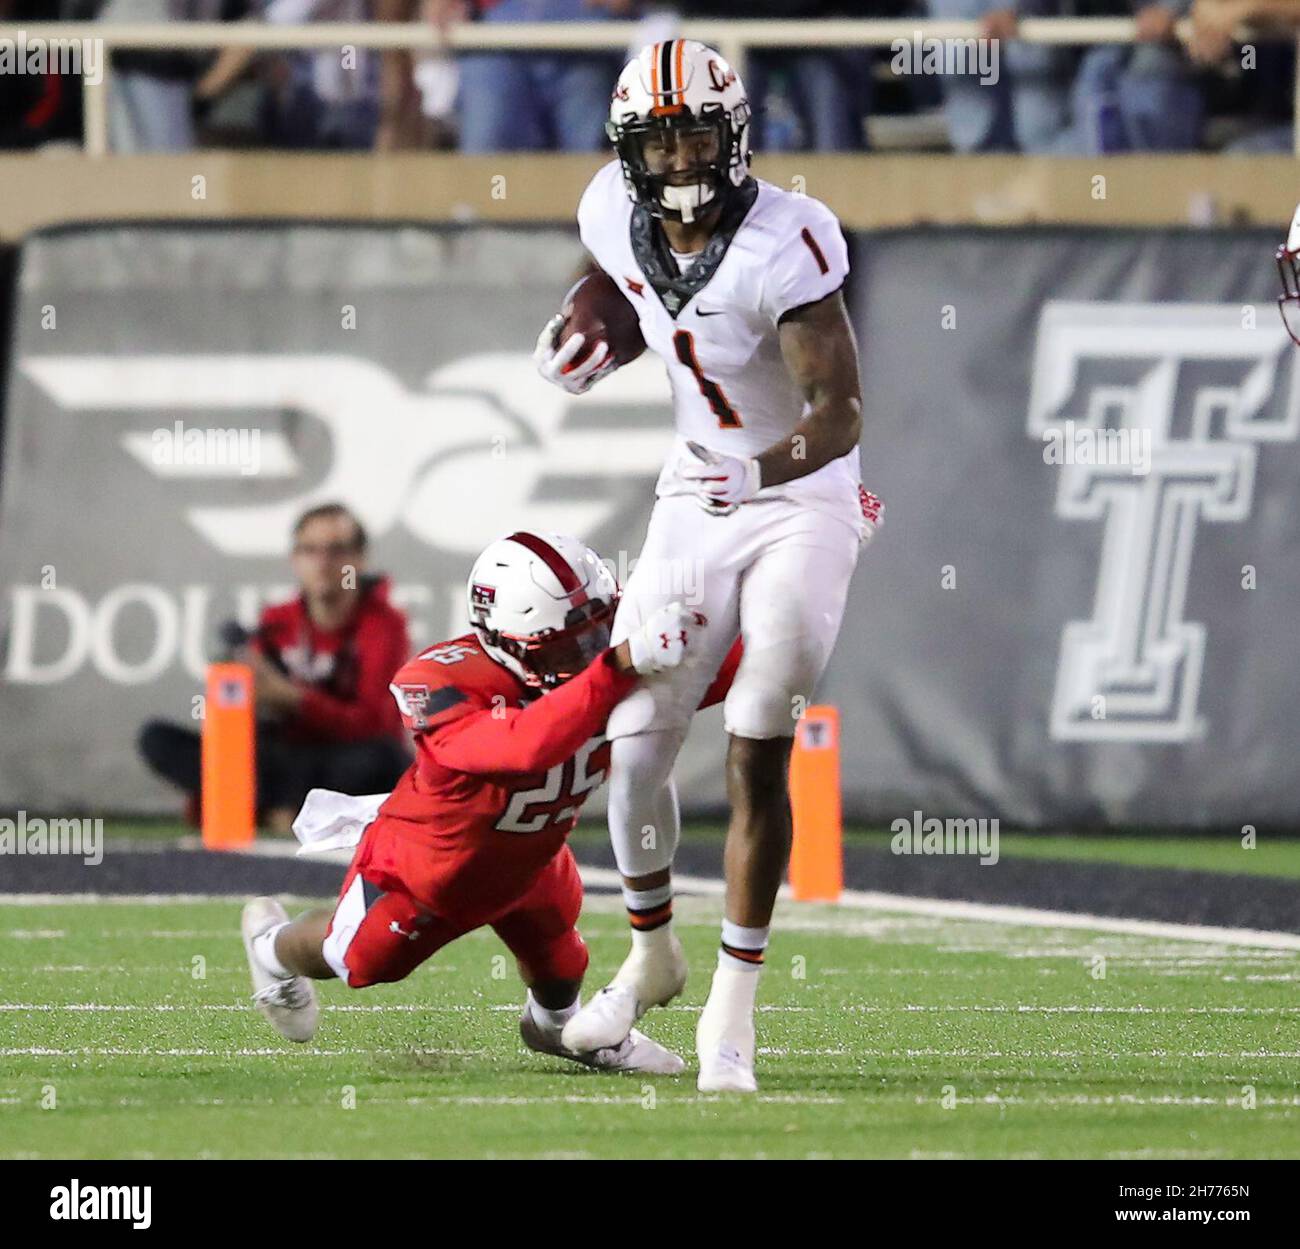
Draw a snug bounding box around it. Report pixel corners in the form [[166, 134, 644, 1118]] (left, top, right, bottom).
[[696, 1038, 758, 1094], [561, 930, 689, 1053], [559, 983, 639, 1054], [520, 1005, 685, 1075], [696, 965, 759, 1093], [589, 1028, 686, 1076], [241, 897, 318, 1043]]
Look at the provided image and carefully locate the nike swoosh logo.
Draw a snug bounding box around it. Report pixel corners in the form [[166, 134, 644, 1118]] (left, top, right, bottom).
[[696, 307, 724, 317]]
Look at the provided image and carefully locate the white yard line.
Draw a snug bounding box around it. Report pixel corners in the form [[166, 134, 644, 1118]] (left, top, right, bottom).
[[0, 1046, 485, 1058], [4, 1073, 1283, 1110], [6, 1002, 1296, 1025], [3, 866, 1300, 951], [593, 871, 1300, 951], [0, 895, 318, 906], [832, 888, 1300, 951], [845, 1004, 1300, 1014], [917, 1093, 1300, 1107], [0, 1002, 803, 1014]]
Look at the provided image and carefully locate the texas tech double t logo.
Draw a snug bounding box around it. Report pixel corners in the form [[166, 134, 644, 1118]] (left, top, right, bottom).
[[1029, 302, 1299, 742]]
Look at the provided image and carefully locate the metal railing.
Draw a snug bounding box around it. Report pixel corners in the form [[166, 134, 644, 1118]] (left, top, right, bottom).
[[0, 19, 1294, 157]]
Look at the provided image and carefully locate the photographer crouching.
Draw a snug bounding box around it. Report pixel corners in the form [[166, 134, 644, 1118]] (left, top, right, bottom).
[[139, 503, 412, 835]]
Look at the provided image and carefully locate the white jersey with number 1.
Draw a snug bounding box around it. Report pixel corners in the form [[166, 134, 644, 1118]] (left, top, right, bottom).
[[577, 158, 863, 531]]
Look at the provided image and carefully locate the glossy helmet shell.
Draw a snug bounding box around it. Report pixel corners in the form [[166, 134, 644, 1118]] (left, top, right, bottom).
[[466, 530, 619, 688], [606, 39, 751, 224]]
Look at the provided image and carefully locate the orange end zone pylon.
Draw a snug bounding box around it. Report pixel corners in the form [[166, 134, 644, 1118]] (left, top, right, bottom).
[[202, 662, 256, 849], [788, 704, 842, 902]]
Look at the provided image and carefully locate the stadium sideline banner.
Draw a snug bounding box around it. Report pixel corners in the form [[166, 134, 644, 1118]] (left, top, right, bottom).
[[843, 226, 1299, 829], [0, 223, 1297, 827]]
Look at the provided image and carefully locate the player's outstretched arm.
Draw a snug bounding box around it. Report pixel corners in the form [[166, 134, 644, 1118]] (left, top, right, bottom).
[[427, 651, 636, 776], [759, 290, 864, 488], [425, 604, 706, 777]]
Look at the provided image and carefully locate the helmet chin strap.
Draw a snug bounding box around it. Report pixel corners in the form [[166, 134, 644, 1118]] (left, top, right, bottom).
[[660, 180, 715, 224]]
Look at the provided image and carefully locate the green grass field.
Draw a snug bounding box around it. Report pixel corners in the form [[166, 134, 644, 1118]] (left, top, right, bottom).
[[2, 891, 1298, 1159], [852, 830, 1300, 881], [108, 820, 1300, 880]]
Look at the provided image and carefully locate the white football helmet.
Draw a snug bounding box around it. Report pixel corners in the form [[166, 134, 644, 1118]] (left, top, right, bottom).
[[606, 39, 752, 224], [466, 530, 619, 689], [1277, 201, 1300, 346]]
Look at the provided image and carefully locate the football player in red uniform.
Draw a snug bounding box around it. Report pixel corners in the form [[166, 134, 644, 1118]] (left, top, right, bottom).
[[241, 529, 734, 1074]]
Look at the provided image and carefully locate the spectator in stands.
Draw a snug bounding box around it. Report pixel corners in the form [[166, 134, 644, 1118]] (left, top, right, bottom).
[[925, 0, 1203, 153], [431, 0, 636, 153], [138, 503, 412, 835], [1060, 0, 1204, 151], [95, 0, 245, 152], [1188, 0, 1297, 150], [920, 0, 1070, 151], [372, 0, 465, 149], [1188, 0, 1300, 60], [374, 0, 441, 148], [194, 0, 381, 147], [676, 1, 870, 151], [0, 0, 84, 148]]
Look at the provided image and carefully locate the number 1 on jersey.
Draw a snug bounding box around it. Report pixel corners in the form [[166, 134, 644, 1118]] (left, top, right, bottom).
[[673, 329, 743, 428]]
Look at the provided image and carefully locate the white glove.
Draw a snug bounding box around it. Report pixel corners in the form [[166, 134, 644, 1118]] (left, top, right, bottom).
[[680, 440, 762, 516], [626, 602, 708, 676], [533, 314, 616, 395]]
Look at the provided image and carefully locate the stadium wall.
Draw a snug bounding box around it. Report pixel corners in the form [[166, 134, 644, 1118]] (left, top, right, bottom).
[[0, 154, 1298, 239], [0, 220, 1296, 830], [0, 241, 14, 485]]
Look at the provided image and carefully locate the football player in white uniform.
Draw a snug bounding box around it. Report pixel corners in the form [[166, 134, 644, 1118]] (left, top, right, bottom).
[[1277, 201, 1300, 346], [534, 39, 881, 1093]]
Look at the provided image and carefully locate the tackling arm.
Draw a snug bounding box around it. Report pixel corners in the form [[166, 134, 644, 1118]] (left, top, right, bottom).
[[416, 603, 708, 777], [425, 652, 637, 778]]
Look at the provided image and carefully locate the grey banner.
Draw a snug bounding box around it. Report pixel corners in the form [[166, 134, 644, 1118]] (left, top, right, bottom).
[[843, 226, 1300, 829], [1, 224, 1297, 828]]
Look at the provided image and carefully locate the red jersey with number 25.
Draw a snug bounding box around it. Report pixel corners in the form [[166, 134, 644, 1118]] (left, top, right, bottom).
[[352, 633, 739, 929]]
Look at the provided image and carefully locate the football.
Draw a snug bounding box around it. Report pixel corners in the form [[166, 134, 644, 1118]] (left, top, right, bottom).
[[561, 270, 647, 368]]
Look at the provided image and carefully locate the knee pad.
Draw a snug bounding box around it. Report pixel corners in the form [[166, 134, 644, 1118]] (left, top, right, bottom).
[[724, 683, 800, 740], [724, 632, 830, 740]]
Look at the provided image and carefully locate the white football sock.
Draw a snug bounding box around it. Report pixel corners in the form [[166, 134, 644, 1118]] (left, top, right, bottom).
[[527, 991, 580, 1034], [613, 922, 679, 990], [253, 922, 293, 979], [701, 962, 761, 1027], [631, 924, 676, 954], [621, 882, 672, 911], [719, 919, 769, 973]]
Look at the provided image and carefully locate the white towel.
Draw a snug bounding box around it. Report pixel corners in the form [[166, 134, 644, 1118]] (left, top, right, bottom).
[[291, 788, 388, 857]]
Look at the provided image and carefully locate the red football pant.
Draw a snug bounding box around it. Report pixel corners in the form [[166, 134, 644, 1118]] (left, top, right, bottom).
[[322, 843, 588, 989]]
